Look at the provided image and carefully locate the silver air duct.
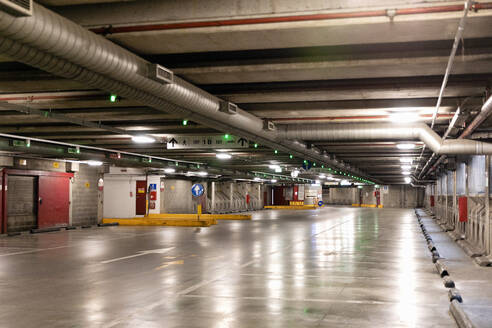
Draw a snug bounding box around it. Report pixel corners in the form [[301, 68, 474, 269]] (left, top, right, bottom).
[[0, 3, 370, 178], [278, 123, 492, 155]]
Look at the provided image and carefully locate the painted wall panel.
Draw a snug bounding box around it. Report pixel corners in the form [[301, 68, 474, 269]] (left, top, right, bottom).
[[161, 179, 193, 213], [456, 162, 466, 195], [7, 176, 36, 232], [468, 155, 485, 195], [103, 176, 143, 218]]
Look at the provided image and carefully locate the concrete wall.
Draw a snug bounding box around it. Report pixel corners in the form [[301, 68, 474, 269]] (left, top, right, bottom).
[[324, 185, 424, 208], [323, 187, 357, 205], [3, 158, 103, 229], [7, 176, 36, 232], [382, 185, 423, 208]]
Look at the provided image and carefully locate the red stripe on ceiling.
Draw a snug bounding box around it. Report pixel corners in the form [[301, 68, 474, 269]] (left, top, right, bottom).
[[270, 114, 455, 121], [89, 3, 492, 34]]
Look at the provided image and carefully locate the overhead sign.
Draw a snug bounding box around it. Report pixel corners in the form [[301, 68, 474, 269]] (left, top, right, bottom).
[[167, 135, 248, 149], [318, 201, 324, 207], [191, 183, 204, 197]]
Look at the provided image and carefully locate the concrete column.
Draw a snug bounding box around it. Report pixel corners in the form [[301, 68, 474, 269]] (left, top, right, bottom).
[[230, 182, 234, 210], [445, 173, 448, 225], [465, 160, 470, 236], [485, 156, 490, 255], [257, 184, 261, 209], [210, 181, 216, 213], [453, 170, 457, 230]]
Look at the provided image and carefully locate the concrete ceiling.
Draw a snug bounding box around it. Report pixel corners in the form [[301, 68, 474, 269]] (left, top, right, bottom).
[[1, 0, 491, 183]]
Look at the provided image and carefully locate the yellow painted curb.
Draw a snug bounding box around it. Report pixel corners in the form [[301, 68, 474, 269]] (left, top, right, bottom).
[[264, 205, 317, 210], [351, 204, 360, 207], [201, 214, 252, 220], [102, 217, 217, 227], [360, 204, 377, 208]]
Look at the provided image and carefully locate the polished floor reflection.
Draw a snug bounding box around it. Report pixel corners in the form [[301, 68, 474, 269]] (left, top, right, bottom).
[[0, 207, 456, 327]]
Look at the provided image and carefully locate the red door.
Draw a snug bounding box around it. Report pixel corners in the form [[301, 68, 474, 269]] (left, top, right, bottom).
[[38, 176, 70, 228], [136, 180, 147, 215]]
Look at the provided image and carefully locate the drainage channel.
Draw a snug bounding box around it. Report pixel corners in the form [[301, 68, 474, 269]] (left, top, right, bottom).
[[414, 208, 476, 328]]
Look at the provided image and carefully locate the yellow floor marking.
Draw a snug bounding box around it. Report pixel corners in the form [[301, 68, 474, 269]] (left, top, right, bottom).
[[155, 260, 184, 270]]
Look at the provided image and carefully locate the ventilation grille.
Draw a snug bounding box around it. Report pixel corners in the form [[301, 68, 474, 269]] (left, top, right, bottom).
[[147, 64, 173, 84], [263, 120, 275, 131], [219, 101, 238, 115], [0, 0, 32, 16]]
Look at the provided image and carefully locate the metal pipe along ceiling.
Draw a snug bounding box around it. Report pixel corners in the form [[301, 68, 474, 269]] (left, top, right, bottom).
[[278, 123, 492, 155], [0, 3, 369, 178]]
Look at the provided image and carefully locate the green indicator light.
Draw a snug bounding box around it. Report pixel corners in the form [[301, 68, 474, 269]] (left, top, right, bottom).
[[274, 150, 278, 154], [289, 154, 293, 159], [254, 143, 258, 148], [303, 160, 307, 164], [313, 162, 316, 167], [224, 134, 230, 140], [182, 120, 188, 126], [109, 94, 117, 102], [175, 162, 179, 166], [197, 164, 200, 168], [321, 165, 324, 168]]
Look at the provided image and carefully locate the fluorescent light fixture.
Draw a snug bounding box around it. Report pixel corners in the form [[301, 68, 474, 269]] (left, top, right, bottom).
[[399, 158, 413, 163], [396, 143, 415, 150], [271, 179, 277, 183], [198, 171, 208, 176], [132, 135, 155, 143], [401, 165, 412, 170], [275, 167, 282, 173], [404, 177, 412, 184], [268, 164, 280, 170], [319, 174, 326, 179], [402, 171, 411, 175], [216, 153, 232, 160], [389, 112, 420, 123], [291, 170, 299, 178], [254, 177, 262, 181], [340, 180, 351, 186], [86, 160, 103, 166], [163, 168, 175, 173]]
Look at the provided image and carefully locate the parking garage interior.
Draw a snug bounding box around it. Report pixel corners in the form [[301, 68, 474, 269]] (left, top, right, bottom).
[[0, 0, 492, 327]]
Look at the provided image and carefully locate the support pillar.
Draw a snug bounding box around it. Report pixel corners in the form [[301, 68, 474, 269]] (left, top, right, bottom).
[[229, 182, 234, 210], [209, 182, 214, 213], [485, 156, 491, 255], [453, 170, 457, 230], [445, 173, 448, 225]]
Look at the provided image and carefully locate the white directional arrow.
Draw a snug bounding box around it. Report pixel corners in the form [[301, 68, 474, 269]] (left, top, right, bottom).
[[101, 247, 175, 264], [193, 185, 201, 194]]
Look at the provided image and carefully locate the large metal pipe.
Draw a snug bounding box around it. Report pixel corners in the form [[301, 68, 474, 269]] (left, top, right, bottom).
[[420, 95, 492, 178], [0, 3, 368, 178], [87, 2, 492, 35], [278, 123, 492, 155]]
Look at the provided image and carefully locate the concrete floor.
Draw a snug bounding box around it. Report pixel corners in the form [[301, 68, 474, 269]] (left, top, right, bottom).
[[0, 207, 456, 327]]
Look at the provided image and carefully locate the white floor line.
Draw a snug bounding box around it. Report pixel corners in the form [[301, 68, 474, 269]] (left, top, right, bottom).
[[0, 231, 162, 257], [181, 293, 444, 307]]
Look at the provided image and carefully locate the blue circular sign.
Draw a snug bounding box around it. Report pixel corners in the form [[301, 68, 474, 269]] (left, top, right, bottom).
[[191, 183, 204, 197], [318, 201, 324, 207]]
